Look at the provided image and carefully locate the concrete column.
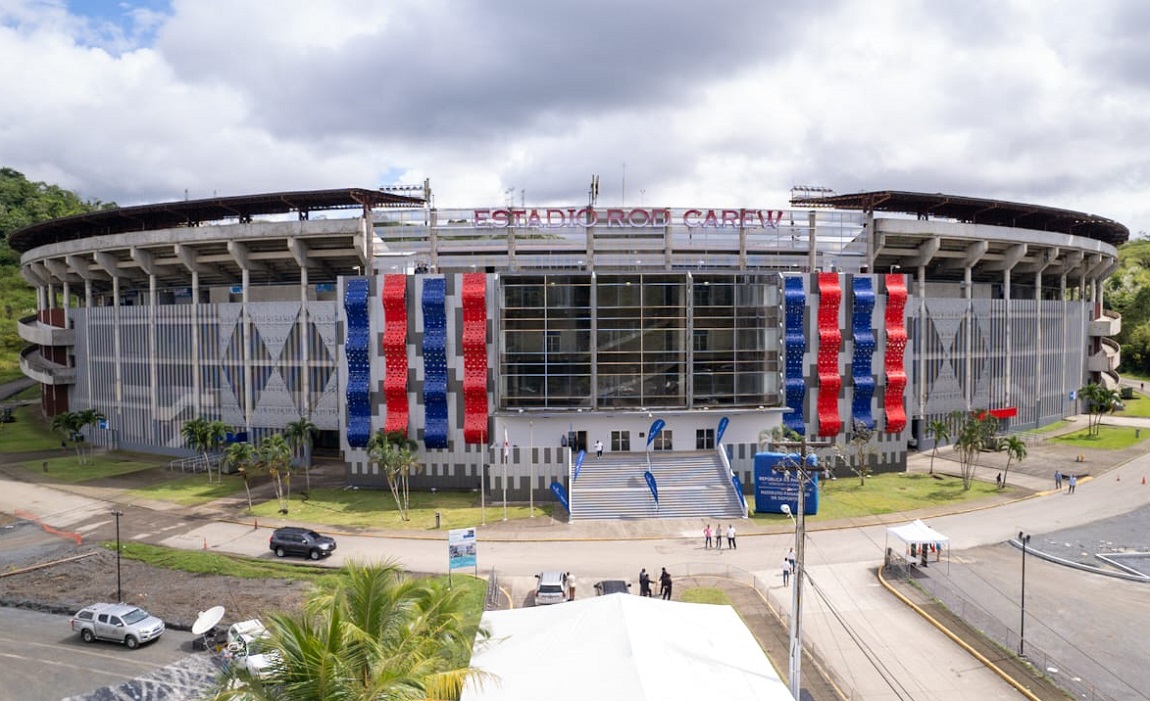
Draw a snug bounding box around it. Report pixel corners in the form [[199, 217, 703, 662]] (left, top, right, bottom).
[[191, 269, 201, 416]]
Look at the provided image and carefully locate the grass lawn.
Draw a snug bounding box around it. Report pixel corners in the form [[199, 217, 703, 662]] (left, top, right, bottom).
[[679, 587, 730, 605], [1051, 425, 1146, 450], [1022, 419, 1069, 435], [128, 473, 249, 505], [0, 405, 63, 452], [12, 453, 160, 482], [247, 487, 552, 530], [1115, 394, 1150, 418], [748, 471, 1006, 524], [114, 541, 337, 582]]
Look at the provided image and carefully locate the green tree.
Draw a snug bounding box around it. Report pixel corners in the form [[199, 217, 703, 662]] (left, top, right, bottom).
[[999, 435, 1027, 488], [217, 562, 485, 701], [845, 419, 876, 486], [1079, 382, 1121, 437], [73, 407, 105, 465], [224, 441, 258, 511], [285, 416, 317, 492], [50, 411, 83, 462], [953, 411, 1000, 491], [259, 433, 293, 514], [367, 430, 423, 521], [181, 418, 228, 483], [924, 416, 955, 475]]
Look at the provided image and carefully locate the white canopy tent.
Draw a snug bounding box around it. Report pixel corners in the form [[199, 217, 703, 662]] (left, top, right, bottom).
[[886, 518, 950, 569], [461, 593, 793, 701]]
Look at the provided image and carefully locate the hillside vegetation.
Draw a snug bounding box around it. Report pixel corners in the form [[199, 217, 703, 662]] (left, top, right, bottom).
[[0, 168, 113, 380], [1106, 236, 1150, 376]]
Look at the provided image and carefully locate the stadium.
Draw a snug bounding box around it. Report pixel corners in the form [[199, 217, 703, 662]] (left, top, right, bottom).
[[10, 185, 1126, 519]]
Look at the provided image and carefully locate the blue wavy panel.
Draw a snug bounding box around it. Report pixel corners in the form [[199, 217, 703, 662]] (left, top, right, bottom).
[[783, 275, 806, 436], [422, 278, 449, 449], [344, 278, 371, 448], [851, 277, 876, 429]]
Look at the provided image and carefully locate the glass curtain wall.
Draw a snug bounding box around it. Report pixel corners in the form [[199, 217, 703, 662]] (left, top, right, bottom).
[[499, 272, 779, 410]]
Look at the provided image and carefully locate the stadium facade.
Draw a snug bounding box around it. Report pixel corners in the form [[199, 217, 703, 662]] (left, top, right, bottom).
[[12, 186, 1126, 503]]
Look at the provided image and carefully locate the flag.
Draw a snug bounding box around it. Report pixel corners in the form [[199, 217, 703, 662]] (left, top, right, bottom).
[[503, 427, 510, 460]]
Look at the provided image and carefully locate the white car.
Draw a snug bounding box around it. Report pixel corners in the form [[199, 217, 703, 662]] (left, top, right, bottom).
[[225, 619, 280, 680], [71, 603, 165, 649]]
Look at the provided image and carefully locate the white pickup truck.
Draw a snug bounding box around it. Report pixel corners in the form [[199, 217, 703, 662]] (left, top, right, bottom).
[[225, 619, 279, 680], [70, 602, 165, 649]]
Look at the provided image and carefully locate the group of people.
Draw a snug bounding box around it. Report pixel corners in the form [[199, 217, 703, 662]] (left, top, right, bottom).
[[638, 567, 673, 600], [1053, 470, 1078, 494], [703, 523, 737, 550]]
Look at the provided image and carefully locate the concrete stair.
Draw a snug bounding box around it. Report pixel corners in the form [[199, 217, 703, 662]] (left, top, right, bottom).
[[568, 450, 744, 520]]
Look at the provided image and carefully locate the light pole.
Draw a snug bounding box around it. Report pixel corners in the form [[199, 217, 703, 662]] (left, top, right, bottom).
[[1019, 531, 1031, 657], [772, 437, 832, 700], [111, 509, 123, 602], [529, 420, 535, 517]]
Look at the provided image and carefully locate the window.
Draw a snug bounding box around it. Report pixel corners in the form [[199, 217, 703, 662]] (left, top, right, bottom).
[[611, 430, 630, 451], [696, 428, 715, 450], [653, 430, 673, 451]]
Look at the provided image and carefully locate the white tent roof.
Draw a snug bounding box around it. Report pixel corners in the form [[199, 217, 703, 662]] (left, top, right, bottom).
[[887, 519, 950, 546], [461, 594, 792, 701]]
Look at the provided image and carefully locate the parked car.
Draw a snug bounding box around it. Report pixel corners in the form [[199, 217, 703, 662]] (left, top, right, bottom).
[[225, 619, 279, 680], [70, 603, 165, 649], [594, 579, 632, 596], [269, 526, 337, 560], [534, 571, 568, 605]]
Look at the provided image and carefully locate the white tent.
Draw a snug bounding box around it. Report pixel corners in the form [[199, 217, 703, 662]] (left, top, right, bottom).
[[461, 593, 793, 701], [886, 519, 950, 567]]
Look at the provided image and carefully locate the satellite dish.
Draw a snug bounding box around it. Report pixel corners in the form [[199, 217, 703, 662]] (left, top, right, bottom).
[[192, 606, 225, 635]]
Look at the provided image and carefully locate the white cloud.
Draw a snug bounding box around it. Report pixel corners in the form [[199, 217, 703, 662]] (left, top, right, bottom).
[[2, 0, 1150, 234]]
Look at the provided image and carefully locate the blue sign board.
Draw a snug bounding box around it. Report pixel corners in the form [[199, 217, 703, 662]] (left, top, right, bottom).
[[753, 452, 819, 515]]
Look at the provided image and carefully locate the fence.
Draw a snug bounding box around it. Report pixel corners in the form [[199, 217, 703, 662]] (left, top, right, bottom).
[[884, 556, 1123, 701]]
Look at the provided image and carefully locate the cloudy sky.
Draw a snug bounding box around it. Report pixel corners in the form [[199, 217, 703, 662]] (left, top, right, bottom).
[[3, 0, 1150, 234]]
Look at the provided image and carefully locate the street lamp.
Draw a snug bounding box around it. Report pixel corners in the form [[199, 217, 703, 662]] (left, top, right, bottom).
[[772, 438, 833, 700], [1018, 531, 1031, 657], [111, 509, 124, 602]]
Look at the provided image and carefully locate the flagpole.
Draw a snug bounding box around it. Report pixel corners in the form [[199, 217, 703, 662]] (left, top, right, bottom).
[[529, 420, 535, 517], [502, 427, 509, 521]]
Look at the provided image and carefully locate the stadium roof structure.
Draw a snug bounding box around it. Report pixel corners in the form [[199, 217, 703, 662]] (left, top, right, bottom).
[[790, 190, 1129, 246], [7, 187, 426, 253]]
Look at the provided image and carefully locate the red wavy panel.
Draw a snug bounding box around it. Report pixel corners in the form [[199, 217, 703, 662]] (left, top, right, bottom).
[[817, 272, 842, 436], [382, 274, 409, 436], [462, 272, 489, 445], [884, 274, 908, 433]]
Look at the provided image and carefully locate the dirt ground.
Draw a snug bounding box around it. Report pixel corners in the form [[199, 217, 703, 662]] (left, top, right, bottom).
[[0, 518, 311, 630]]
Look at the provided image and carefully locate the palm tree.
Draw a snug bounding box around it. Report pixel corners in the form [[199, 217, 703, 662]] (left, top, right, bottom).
[[73, 408, 105, 465], [368, 430, 423, 521], [999, 435, 1027, 488], [953, 411, 1000, 491], [51, 411, 83, 462], [224, 441, 257, 511], [925, 417, 951, 475], [182, 418, 228, 483], [1080, 382, 1121, 437], [285, 416, 317, 492], [217, 562, 484, 701], [259, 433, 293, 514]]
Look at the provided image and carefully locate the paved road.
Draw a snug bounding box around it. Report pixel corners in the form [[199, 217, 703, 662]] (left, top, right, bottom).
[[4, 419, 1150, 700], [0, 608, 206, 701]]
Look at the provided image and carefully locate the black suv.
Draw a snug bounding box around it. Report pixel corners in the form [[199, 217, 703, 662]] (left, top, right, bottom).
[[269, 527, 337, 560]]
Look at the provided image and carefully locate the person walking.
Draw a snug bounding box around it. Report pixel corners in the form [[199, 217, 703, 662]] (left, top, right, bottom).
[[1068, 474, 1077, 494], [726, 524, 737, 550], [704, 524, 712, 549], [659, 567, 672, 600], [639, 568, 652, 597], [566, 572, 577, 600], [782, 556, 791, 586], [595, 440, 603, 458], [1054, 470, 1063, 491], [786, 547, 796, 573]]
